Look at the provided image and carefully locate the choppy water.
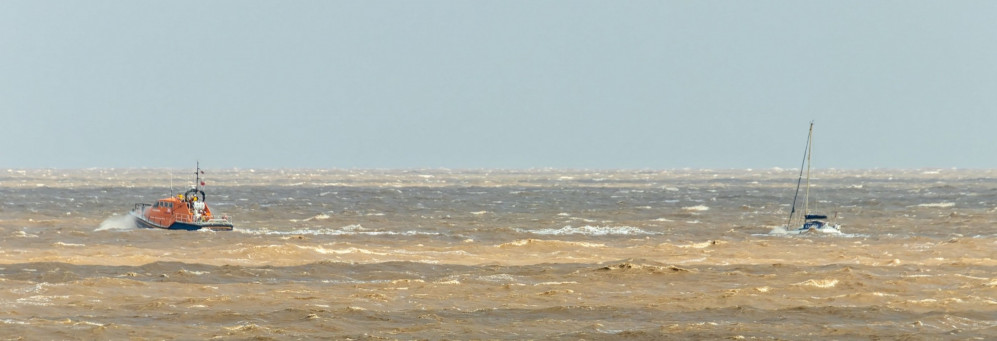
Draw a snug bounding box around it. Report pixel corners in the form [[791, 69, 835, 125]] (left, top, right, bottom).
[[1, 168, 995, 339]]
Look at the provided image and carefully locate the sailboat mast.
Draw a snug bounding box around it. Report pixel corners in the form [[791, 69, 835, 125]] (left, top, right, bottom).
[[787, 121, 814, 227], [803, 122, 814, 219]]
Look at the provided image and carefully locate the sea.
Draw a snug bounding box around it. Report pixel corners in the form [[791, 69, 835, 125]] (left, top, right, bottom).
[[0, 168, 994, 340]]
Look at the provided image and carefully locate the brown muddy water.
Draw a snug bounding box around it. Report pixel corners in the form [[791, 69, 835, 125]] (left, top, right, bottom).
[[0, 168, 994, 339]]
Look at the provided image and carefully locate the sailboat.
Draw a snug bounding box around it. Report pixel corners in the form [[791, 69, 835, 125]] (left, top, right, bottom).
[[785, 121, 840, 234]]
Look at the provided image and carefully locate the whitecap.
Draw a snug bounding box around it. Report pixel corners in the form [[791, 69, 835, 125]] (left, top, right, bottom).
[[499, 239, 606, 248], [294, 245, 388, 256], [236, 225, 440, 237], [517, 225, 659, 236], [478, 274, 521, 283], [302, 213, 330, 221], [916, 202, 955, 208], [794, 279, 839, 288], [676, 241, 722, 249], [11, 231, 38, 238]]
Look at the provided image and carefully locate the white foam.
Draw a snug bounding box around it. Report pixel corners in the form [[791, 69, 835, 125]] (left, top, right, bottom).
[[11, 231, 38, 238], [303, 214, 330, 221], [814, 227, 846, 235], [681, 205, 709, 211], [500, 239, 606, 248], [794, 279, 839, 288], [763, 224, 855, 237], [518, 225, 659, 236], [534, 281, 578, 286], [95, 214, 137, 231], [0, 319, 27, 325], [53, 242, 85, 247], [478, 274, 521, 283], [677, 241, 718, 249], [295, 245, 388, 256], [917, 202, 955, 208], [237, 225, 440, 237], [765, 225, 793, 235]]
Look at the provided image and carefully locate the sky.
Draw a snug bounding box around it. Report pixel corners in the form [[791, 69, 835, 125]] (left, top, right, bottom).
[[1, 1, 995, 169]]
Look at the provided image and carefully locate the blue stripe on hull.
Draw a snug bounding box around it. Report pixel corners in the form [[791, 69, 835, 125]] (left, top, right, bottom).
[[132, 214, 233, 231], [168, 222, 203, 231]]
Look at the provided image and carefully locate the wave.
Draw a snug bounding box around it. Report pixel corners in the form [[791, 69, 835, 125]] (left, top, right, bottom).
[[301, 213, 330, 221], [596, 261, 693, 274], [794, 278, 839, 288], [293, 245, 389, 256], [675, 240, 726, 249], [236, 224, 440, 237], [10, 231, 38, 238], [516, 225, 660, 236], [917, 202, 956, 208], [498, 239, 606, 249], [52, 242, 85, 247]]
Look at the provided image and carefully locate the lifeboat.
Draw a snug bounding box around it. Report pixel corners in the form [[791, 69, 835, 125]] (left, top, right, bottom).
[[130, 165, 234, 231]]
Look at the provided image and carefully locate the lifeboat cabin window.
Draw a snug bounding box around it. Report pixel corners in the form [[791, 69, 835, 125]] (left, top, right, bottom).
[[155, 201, 173, 209]]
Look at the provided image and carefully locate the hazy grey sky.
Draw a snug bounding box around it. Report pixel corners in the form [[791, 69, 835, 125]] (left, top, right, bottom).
[[2, 1, 995, 169]]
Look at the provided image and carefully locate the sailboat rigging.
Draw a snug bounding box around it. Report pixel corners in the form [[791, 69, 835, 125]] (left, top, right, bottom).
[[786, 121, 840, 233]]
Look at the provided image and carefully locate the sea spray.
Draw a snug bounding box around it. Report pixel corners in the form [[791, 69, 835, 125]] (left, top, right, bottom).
[[95, 214, 136, 231]]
